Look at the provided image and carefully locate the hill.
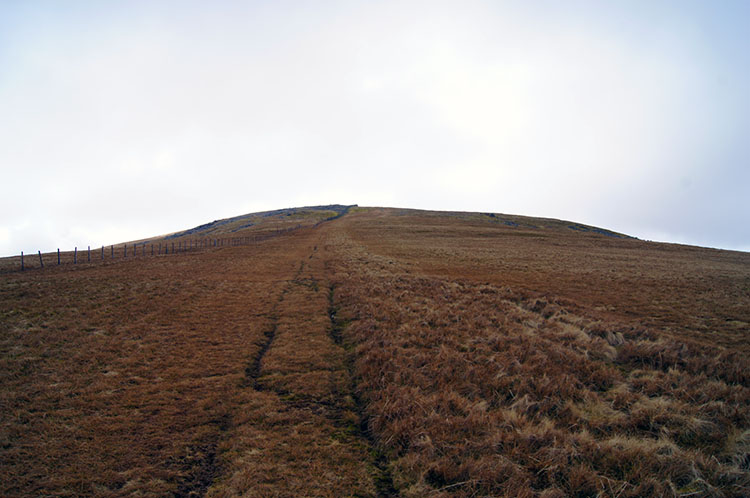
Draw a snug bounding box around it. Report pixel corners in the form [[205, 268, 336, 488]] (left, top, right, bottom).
[[1, 206, 748, 497]]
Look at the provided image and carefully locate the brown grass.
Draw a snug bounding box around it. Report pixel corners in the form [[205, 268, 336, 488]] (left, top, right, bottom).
[[1, 206, 748, 496], [328, 208, 750, 496], [207, 238, 376, 497], [0, 238, 290, 495]]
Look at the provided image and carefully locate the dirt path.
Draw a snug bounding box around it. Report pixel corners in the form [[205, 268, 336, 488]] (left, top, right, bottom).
[[206, 227, 393, 497]]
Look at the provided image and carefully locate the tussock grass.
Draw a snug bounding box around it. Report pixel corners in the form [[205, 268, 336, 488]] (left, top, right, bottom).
[[327, 210, 750, 496]]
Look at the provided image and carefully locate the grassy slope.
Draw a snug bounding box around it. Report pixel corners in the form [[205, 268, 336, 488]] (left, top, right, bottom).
[[1, 239, 288, 495], [331, 208, 750, 496], [1, 206, 748, 497]]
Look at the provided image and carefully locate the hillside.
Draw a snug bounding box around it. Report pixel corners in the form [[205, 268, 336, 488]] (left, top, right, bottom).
[[1, 206, 749, 497]]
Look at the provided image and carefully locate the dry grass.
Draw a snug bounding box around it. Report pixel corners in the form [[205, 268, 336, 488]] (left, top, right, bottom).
[[1, 206, 748, 496], [0, 205, 348, 274], [0, 239, 291, 495], [207, 238, 377, 497], [329, 208, 750, 497]]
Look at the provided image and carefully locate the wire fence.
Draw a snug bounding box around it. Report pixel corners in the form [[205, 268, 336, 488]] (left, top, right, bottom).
[[6, 225, 303, 273]]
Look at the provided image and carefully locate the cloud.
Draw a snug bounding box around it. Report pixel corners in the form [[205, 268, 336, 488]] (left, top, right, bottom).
[[0, 0, 748, 255]]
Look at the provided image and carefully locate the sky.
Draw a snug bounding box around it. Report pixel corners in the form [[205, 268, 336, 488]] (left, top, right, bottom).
[[1, 0, 749, 256]]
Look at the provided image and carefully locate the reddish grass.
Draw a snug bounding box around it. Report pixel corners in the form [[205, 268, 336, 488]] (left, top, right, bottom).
[[329, 208, 750, 496], [0, 239, 289, 495], [1, 206, 748, 496]]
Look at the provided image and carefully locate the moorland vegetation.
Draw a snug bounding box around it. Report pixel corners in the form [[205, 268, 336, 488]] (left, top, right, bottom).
[[1, 206, 748, 496]]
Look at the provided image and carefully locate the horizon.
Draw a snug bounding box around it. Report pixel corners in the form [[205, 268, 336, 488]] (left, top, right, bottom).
[[2, 1, 749, 255], [1, 202, 748, 258]]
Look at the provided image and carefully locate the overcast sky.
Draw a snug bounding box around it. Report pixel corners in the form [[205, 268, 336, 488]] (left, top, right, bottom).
[[1, 0, 748, 256]]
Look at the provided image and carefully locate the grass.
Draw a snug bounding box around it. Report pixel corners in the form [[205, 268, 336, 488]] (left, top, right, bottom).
[[328, 208, 750, 496], [0, 239, 290, 495], [1, 206, 748, 496]]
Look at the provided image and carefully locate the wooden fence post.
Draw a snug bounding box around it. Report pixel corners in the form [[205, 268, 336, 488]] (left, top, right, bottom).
[[124, 244, 127, 257], [88, 246, 91, 262], [101, 246, 104, 259], [111, 245, 114, 258], [74, 247, 77, 264], [58, 248, 61, 265], [21, 251, 24, 271], [38, 250, 43, 268]]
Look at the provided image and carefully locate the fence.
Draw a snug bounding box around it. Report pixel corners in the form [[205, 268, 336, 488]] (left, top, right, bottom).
[[10, 224, 303, 273]]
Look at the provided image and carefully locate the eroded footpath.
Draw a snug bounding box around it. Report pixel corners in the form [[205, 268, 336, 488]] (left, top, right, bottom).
[[207, 230, 384, 497]]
